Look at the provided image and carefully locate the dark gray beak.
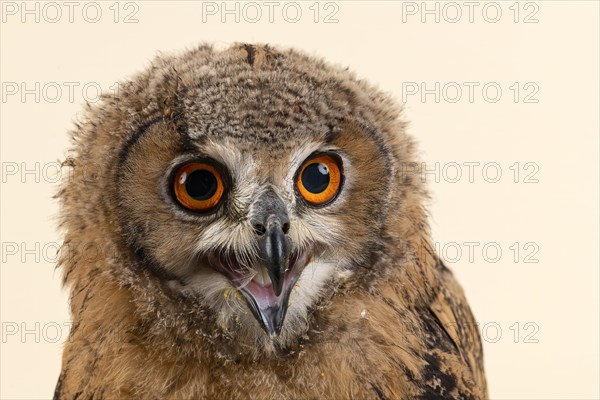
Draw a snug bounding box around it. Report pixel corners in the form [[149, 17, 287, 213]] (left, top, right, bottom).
[[245, 189, 292, 336], [257, 215, 289, 296], [252, 189, 291, 296]]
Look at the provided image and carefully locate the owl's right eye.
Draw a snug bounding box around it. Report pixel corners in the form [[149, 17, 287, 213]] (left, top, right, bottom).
[[173, 162, 225, 212]]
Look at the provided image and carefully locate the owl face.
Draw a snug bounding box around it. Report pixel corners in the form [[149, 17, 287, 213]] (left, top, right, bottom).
[[77, 44, 407, 346], [117, 115, 392, 342]]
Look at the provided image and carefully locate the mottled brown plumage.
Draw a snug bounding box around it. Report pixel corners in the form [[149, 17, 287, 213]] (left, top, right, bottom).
[[54, 43, 487, 399]]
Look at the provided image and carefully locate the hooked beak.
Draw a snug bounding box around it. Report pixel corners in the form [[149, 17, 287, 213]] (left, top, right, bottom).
[[211, 189, 311, 337], [258, 216, 289, 297], [239, 189, 297, 337]]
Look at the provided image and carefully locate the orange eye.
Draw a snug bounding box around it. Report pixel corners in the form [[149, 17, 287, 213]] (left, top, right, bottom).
[[297, 154, 343, 206], [173, 162, 225, 212]]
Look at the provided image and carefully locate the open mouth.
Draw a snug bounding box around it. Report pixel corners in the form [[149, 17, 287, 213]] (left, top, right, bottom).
[[208, 250, 311, 337]]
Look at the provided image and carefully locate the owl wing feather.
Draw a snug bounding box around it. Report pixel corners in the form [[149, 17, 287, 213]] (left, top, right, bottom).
[[418, 260, 488, 399]]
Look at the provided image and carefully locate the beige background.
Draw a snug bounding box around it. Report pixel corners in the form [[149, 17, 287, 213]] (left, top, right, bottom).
[[1, 1, 598, 398]]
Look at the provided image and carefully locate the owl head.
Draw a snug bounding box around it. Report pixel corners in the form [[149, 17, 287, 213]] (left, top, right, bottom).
[[59, 43, 429, 355]]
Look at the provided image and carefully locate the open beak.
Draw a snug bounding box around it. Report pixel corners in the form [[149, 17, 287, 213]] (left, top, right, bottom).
[[240, 216, 293, 337], [238, 247, 309, 337], [236, 189, 304, 337], [239, 285, 290, 337], [208, 189, 312, 337]]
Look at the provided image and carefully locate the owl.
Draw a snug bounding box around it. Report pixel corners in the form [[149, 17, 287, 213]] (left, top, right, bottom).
[[54, 43, 487, 399]]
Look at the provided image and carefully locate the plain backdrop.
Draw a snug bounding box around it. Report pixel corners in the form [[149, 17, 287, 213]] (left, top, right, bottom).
[[1, 1, 598, 399]]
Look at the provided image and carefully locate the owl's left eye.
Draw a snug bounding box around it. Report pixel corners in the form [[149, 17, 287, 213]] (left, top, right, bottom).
[[296, 153, 343, 206], [173, 162, 225, 212]]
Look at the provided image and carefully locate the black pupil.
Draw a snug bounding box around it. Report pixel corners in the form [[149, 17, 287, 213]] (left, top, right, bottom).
[[302, 163, 330, 194], [185, 169, 217, 200]]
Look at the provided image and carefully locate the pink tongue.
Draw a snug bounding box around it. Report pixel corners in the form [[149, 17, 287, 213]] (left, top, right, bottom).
[[243, 280, 282, 308]]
